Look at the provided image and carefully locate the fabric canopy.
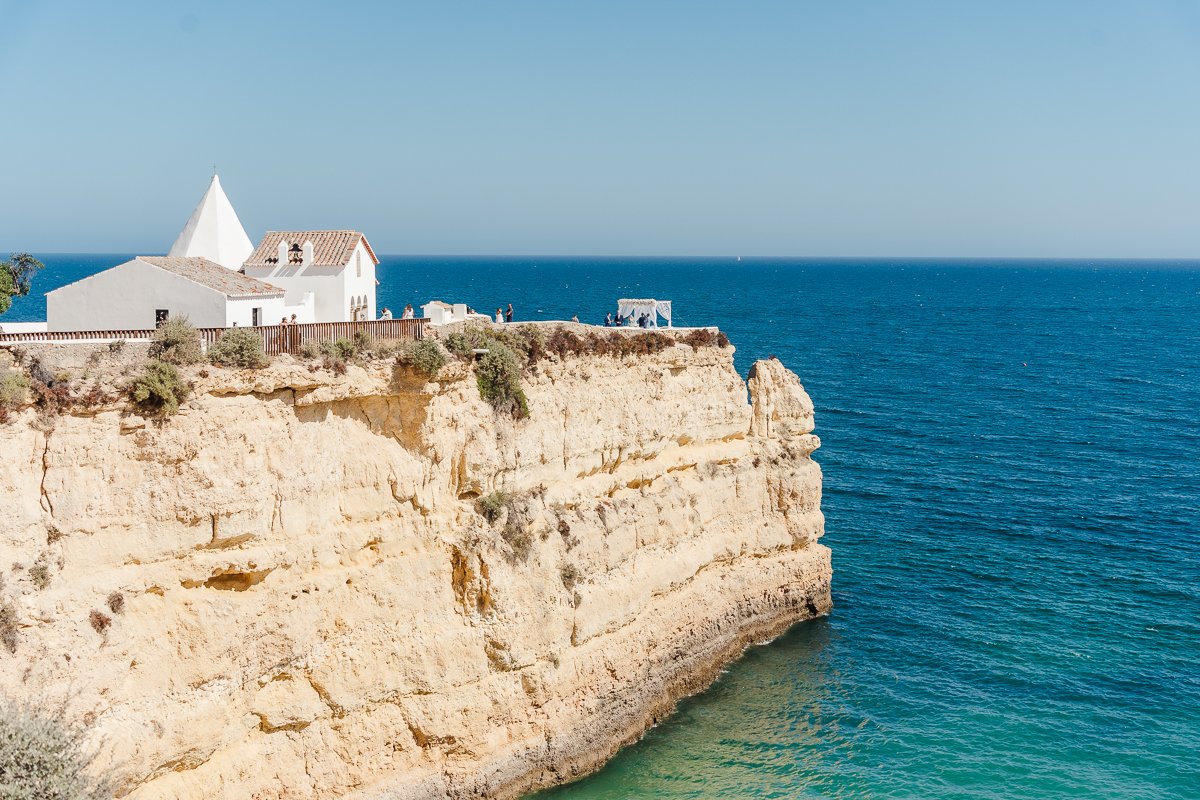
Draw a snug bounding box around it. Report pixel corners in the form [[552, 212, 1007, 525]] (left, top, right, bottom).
[[617, 298, 673, 328]]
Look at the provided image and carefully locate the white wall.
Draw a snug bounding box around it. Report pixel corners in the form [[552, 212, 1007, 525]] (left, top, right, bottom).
[[225, 295, 288, 328], [283, 293, 315, 324], [46, 260, 234, 331], [0, 321, 48, 333], [342, 241, 377, 320], [243, 239, 377, 322], [245, 263, 344, 322]]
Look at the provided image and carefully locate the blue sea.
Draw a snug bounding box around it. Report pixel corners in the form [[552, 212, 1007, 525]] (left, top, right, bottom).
[[7, 256, 1200, 799]]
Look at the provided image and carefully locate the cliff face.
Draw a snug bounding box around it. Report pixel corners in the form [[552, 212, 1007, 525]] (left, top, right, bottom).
[[0, 341, 829, 799]]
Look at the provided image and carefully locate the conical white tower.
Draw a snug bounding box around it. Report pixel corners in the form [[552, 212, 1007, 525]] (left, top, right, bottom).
[[168, 174, 254, 270]]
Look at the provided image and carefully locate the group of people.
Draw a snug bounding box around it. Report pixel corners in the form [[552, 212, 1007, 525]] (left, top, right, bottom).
[[278, 314, 299, 326], [494, 303, 514, 324], [603, 311, 654, 328], [378, 304, 415, 320]]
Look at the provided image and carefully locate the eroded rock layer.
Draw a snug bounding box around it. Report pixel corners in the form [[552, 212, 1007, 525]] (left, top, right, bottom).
[[0, 343, 829, 799]]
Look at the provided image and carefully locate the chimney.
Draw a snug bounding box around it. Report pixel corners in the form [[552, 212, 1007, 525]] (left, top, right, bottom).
[[276, 240, 288, 264], [302, 240, 314, 267]]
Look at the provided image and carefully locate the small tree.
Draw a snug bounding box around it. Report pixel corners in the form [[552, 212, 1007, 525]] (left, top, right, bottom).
[[148, 317, 202, 365], [396, 340, 447, 377], [475, 343, 528, 419], [331, 337, 357, 360], [208, 327, 268, 368], [128, 360, 190, 417], [0, 253, 44, 315], [0, 371, 30, 419]]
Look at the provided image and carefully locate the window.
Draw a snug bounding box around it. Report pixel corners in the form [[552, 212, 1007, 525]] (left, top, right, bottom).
[[155, 309, 169, 327], [356, 251, 362, 278], [252, 307, 261, 327]]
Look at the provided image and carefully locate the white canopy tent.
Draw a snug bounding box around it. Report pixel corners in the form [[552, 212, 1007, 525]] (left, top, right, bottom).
[[617, 298, 672, 328]]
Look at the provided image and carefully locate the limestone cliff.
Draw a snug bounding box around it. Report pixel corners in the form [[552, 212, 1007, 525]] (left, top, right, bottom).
[[0, 338, 829, 799]]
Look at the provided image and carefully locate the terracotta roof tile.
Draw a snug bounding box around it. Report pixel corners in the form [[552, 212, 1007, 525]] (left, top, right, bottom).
[[137, 257, 285, 297], [243, 231, 380, 268]]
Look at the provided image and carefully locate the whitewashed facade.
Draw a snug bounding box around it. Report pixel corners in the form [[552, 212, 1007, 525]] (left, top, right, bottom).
[[168, 174, 255, 270], [46, 257, 286, 331], [242, 231, 380, 323], [39, 177, 383, 331]]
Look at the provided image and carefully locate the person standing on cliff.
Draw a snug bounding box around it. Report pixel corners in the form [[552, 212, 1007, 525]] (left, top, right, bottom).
[[495, 307, 504, 324], [505, 303, 514, 323]]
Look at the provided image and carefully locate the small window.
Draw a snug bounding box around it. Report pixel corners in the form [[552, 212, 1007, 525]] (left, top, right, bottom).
[[356, 251, 362, 278], [155, 309, 169, 327], [252, 307, 261, 327]]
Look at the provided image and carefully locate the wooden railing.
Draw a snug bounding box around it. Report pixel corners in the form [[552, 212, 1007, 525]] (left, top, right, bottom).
[[199, 318, 426, 356], [0, 318, 426, 356], [0, 328, 156, 344]]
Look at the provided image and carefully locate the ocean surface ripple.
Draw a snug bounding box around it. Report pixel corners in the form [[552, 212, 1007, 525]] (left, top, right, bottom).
[[9, 256, 1199, 799]]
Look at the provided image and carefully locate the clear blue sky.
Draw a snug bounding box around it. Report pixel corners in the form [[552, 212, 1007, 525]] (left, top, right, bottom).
[[2, 1, 1199, 256]]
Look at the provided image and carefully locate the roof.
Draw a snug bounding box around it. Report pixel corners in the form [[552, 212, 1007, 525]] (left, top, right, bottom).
[[423, 300, 453, 308], [137, 257, 284, 297], [243, 230, 380, 268], [167, 175, 255, 270]]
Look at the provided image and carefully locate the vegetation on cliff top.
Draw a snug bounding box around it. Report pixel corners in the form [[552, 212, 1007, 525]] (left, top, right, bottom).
[[395, 339, 448, 378], [443, 324, 729, 421], [207, 327, 268, 369], [148, 317, 202, 366], [0, 698, 114, 799], [128, 359, 190, 417], [0, 371, 29, 423]]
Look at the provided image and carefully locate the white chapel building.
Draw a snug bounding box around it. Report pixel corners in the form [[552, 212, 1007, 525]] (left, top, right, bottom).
[[242, 231, 379, 323], [45, 175, 380, 331]]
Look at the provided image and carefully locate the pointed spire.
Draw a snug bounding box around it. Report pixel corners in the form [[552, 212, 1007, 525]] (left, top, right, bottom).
[[167, 174, 254, 270]]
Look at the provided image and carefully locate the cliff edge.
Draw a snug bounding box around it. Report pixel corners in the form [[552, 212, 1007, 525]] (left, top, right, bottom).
[[0, 335, 829, 799]]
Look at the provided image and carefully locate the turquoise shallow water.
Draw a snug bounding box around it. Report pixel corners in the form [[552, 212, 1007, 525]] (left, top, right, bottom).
[[8, 256, 1200, 798]]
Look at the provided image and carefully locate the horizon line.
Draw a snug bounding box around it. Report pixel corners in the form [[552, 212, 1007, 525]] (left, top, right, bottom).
[[6, 251, 1200, 263]]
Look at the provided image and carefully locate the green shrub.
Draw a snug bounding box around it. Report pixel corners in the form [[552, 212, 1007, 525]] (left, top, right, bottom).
[[207, 327, 268, 369], [0, 371, 29, 413], [444, 329, 486, 359], [371, 339, 402, 358], [475, 343, 528, 419], [300, 339, 322, 359], [352, 329, 374, 353], [397, 340, 447, 377], [476, 491, 509, 524], [128, 360, 189, 417], [148, 316, 202, 365], [445, 327, 537, 366], [107, 339, 126, 354], [0, 698, 114, 798], [332, 337, 357, 360]]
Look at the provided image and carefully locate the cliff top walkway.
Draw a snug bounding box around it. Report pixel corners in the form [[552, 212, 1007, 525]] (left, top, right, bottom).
[[0, 318, 427, 356]]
